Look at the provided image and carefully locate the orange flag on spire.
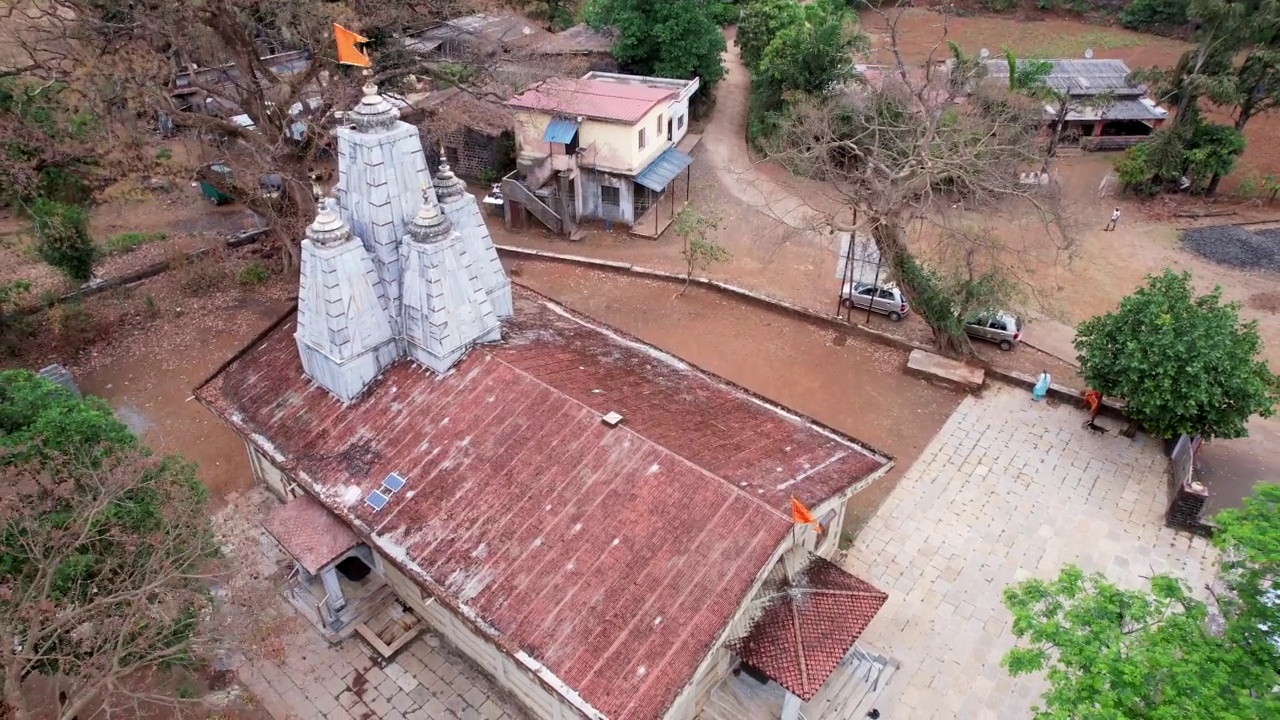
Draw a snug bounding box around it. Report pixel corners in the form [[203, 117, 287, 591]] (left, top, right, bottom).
[[333, 23, 371, 68], [791, 497, 822, 533]]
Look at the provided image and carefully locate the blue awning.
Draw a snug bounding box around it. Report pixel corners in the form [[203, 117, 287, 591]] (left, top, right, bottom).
[[634, 148, 694, 192], [543, 117, 580, 144]]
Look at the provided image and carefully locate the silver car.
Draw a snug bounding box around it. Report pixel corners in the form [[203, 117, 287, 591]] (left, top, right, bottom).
[[840, 282, 910, 322], [964, 312, 1023, 351]]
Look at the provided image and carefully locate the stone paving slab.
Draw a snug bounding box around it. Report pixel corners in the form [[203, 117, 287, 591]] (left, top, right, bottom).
[[844, 384, 1217, 719]]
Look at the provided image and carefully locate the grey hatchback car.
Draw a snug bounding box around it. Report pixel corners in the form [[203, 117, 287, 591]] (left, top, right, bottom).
[[840, 282, 910, 322], [964, 312, 1023, 351]]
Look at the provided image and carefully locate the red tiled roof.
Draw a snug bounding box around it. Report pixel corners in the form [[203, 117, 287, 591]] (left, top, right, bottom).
[[729, 554, 888, 701], [506, 77, 675, 124], [263, 494, 361, 575], [198, 289, 889, 719]]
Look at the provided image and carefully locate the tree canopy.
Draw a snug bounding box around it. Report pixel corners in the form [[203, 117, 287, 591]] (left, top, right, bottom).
[[0, 370, 217, 720], [585, 0, 727, 92], [1074, 269, 1279, 441], [1003, 485, 1280, 718]]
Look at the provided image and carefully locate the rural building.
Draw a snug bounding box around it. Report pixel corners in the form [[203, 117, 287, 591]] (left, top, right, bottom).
[[983, 58, 1168, 150], [502, 72, 701, 238], [413, 87, 515, 183], [404, 13, 616, 72], [197, 83, 896, 720]]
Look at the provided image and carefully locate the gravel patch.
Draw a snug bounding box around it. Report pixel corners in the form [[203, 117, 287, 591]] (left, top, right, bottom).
[[1180, 224, 1280, 273]]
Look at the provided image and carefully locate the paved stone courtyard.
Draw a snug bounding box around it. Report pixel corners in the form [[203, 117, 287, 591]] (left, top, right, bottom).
[[215, 491, 527, 720], [843, 383, 1218, 719]]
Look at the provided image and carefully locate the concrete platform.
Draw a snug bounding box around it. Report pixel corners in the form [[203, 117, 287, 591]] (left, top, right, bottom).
[[906, 349, 984, 390]]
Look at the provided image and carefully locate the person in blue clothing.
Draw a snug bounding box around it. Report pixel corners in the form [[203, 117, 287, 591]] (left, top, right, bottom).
[[1033, 370, 1051, 401]]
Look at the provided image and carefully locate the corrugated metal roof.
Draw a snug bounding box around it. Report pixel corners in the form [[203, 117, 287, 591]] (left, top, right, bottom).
[[198, 288, 889, 720], [984, 58, 1144, 97], [543, 116, 580, 144], [730, 554, 888, 701], [635, 148, 694, 192], [507, 78, 675, 124]]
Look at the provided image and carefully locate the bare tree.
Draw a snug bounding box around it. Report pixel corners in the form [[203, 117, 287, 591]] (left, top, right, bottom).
[[1, 0, 557, 270], [766, 4, 1073, 355], [0, 450, 219, 720]]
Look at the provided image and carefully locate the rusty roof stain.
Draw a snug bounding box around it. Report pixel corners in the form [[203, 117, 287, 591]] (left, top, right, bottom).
[[263, 493, 361, 575], [198, 288, 889, 719], [506, 78, 676, 124], [730, 554, 888, 701]]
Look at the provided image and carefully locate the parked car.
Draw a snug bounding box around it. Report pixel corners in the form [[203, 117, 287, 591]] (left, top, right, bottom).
[[840, 282, 910, 322], [964, 312, 1023, 351]]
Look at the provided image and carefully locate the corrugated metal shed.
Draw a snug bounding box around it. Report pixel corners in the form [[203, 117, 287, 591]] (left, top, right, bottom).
[[635, 148, 694, 192], [198, 288, 889, 720], [507, 78, 675, 124], [543, 117, 580, 144], [983, 58, 1144, 97]]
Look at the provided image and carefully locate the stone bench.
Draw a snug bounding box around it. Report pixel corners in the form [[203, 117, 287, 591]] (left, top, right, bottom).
[[906, 349, 984, 391]]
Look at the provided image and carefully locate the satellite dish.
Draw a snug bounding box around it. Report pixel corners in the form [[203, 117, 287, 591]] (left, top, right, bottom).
[[979, 48, 991, 60], [1084, 47, 1095, 59]]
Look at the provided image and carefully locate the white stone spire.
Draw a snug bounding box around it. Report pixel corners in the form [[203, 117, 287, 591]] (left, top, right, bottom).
[[295, 198, 399, 403], [434, 160, 513, 318], [335, 83, 437, 332], [399, 191, 500, 374]]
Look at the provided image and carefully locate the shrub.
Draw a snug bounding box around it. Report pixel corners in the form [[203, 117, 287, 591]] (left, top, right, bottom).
[[174, 252, 229, 295], [103, 231, 167, 255], [0, 281, 33, 356], [1120, 0, 1189, 32], [154, 147, 173, 161], [30, 199, 96, 283], [237, 261, 270, 287]]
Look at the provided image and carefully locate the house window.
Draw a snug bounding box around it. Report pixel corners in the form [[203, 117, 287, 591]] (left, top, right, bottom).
[[657, 114, 664, 135], [677, 114, 685, 130], [601, 185, 620, 207], [638, 127, 646, 151]]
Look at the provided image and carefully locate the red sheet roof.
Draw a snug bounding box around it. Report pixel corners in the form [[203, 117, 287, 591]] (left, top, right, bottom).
[[198, 289, 889, 719], [729, 554, 888, 701], [506, 77, 675, 124], [263, 493, 361, 575]]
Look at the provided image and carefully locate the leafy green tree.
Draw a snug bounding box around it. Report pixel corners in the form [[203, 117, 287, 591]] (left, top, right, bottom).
[[1075, 269, 1279, 440], [0, 371, 218, 720], [586, 0, 727, 91], [673, 207, 729, 295], [0, 79, 99, 210], [736, 0, 803, 72], [756, 0, 864, 99], [1003, 485, 1280, 718], [30, 199, 97, 285], [1121, 0, 1192, 32], [1187, 121, 1247, 195]]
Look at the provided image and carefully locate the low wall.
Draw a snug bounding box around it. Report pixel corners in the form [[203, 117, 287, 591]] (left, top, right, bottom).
[[495, 244, 1123, 412]]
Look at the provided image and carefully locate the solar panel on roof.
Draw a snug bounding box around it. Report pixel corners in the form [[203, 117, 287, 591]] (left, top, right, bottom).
[[365, 489, 390, 511], [382, 472, 406, 493]]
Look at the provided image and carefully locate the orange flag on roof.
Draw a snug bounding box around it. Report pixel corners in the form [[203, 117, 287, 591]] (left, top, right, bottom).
[[791, 496, 822, 533], [334, 23, 371, 68]]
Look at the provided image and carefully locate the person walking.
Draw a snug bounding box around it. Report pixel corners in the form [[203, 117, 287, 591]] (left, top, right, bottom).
[[1104, 206, 1120, 231]]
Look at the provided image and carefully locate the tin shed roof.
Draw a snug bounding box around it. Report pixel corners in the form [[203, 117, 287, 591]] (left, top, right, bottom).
[[983, 58, 1145, 97], [507, 78, 675, 124], [198, 289, 889, 719]]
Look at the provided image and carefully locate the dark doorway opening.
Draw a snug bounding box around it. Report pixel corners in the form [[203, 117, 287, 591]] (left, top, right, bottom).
[[336, 556, 372, 582]]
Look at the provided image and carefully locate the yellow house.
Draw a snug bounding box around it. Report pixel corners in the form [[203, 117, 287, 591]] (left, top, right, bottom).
[[503, 71, 701, 237]]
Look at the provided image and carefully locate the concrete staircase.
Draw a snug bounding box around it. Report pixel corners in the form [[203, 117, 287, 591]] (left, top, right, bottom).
[[502, 171, 562, 234]]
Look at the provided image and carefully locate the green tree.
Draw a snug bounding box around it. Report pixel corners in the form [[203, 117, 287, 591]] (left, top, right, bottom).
[[1074, 269, 1279, 440], [1186, 121, 1247, 195], [755, 0, 864, 100], [1002, 486, 1280, 718], [1121, 0, 1192, 32], [0, 371, 218, 720], [586, 0, 727, 91], [30, 199, 97, 285], [0, 79, 99, 210], [736, 0, 803, 72], [673, 208, 729, 295]]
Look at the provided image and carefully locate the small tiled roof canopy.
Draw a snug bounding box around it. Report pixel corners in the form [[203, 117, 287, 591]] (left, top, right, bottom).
[[264, 494, 360, 575], [730, 554, 889, 701]]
